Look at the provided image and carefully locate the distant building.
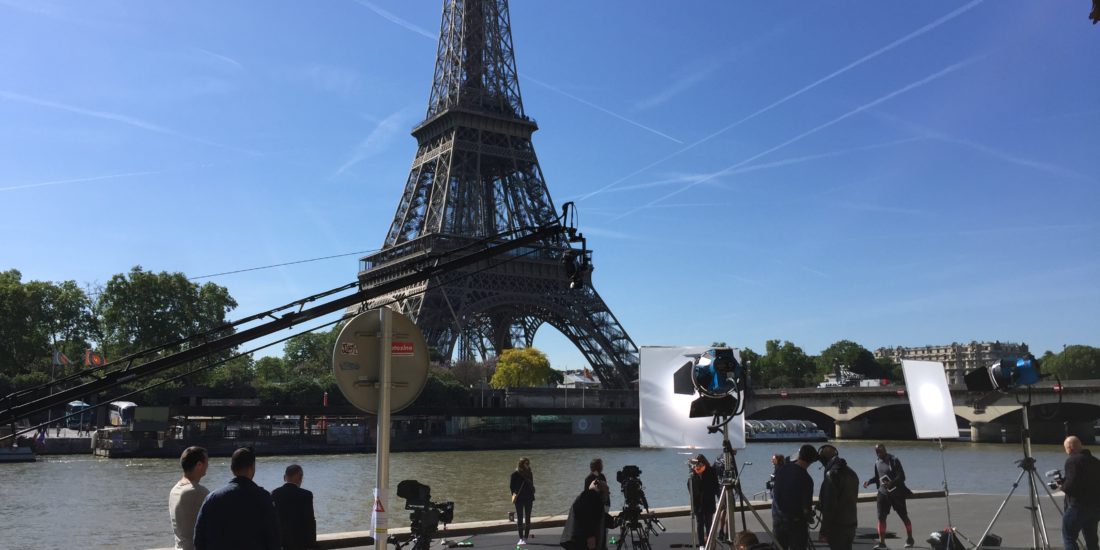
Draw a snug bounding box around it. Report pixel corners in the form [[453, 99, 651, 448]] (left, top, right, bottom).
[[874, 341, 1030, 385]]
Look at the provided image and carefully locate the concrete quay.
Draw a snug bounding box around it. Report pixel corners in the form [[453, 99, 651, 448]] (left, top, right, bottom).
[[153, 490, 1081, 549]]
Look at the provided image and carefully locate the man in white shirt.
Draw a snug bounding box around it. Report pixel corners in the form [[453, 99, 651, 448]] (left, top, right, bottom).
[[169, 446, 210, 550]]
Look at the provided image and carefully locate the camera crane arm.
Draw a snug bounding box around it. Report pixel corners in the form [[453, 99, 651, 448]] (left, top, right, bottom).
[[1, 206, 577, 429]]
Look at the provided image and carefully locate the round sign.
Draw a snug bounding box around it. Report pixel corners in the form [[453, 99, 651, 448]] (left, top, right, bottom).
[[332, 309, 430, 414]]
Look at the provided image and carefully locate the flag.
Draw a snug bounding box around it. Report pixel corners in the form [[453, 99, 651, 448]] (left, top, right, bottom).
[[52, 350, 71, 367], [84, 349, 106, 367]]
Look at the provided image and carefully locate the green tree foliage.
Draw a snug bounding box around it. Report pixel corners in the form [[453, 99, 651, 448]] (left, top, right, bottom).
[[489, 347, 553, 388], [282, 328, 339, 386], [91, 266, 239, 404], [95, 266, 237, 359], [753, 340, 817, 388], [410, 365, 471, 408], [0, 270, 95, 384], [254, 356, 289, 385], [815, 340, 885, 381], [1043, 345, 1100, 380], [874, 356, 900, 382]]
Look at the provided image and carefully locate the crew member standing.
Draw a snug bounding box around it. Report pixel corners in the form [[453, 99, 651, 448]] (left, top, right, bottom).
[[584, 458, 611, 512], [688, 454, 720, 548], [169, 446, 209, 550], [863, 444, 914, 549], [561, 479, 608, 550], [272, 464, 317, 550], [194, 447, 280, 550], [510, 457, 536, 546], [1060, 435, 1100, 550], [817, 445, 858, 550], [771, 445, 817, 550]]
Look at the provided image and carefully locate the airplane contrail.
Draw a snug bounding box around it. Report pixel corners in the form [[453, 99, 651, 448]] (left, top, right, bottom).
[[610, 56, 985, 221], [578, 0, 986, 201], [0, 170, 162, 192]]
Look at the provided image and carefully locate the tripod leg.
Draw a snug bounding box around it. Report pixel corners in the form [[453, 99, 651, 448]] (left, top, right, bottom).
[[1026, 470, 1051, 549], [704, 486, 727, 550], [977, 468, 1027, 549]]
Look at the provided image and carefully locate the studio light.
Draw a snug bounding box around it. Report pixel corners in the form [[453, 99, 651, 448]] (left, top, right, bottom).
[[963, 355, 1042, 392], [673, 347, 745, 418]]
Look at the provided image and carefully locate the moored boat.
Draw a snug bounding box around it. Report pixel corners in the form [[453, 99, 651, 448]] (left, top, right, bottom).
[[746, 419, 829, 442], [0, 446, 36, 463]]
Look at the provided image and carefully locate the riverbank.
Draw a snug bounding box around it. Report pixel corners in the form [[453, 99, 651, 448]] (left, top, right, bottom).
[[148, 490, 1075, 549]]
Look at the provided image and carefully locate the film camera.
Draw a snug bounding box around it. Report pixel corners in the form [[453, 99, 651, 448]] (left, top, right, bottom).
[[616, 465, 646, 513], [1045, 469, 1065, 491], [612, 465, 664, 549], [396, 480, 455, 541]]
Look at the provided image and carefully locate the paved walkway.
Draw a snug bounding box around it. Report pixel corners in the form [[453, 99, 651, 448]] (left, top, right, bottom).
[[314, 491, 1075, 550]]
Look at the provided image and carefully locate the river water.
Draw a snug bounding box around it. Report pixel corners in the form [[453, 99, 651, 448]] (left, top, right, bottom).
[[0, 440, 1072, 550]]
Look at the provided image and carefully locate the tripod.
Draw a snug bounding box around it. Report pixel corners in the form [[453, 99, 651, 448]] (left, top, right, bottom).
[[976, 393, 1068, 549], [614, 495, 665, 550], [703, 415, 775, 550]]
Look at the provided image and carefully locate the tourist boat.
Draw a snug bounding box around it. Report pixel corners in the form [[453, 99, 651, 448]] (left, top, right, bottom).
[[745, 419, 829, 442], [0, 447, 36, 463]]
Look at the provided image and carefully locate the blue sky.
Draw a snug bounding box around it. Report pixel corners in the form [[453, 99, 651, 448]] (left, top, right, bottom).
[[2, 1, 1097, 371]]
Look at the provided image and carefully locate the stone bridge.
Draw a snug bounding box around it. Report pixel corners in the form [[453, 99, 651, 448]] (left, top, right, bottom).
[[744, 381, 1100, 443]]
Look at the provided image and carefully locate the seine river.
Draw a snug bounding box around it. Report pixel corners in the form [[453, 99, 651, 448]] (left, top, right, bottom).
[[0, 440, 1072, 550]]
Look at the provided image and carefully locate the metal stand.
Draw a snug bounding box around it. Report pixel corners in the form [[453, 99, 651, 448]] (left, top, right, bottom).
[[936, 439, 976, 549], [704, 416, 774, 550], [976, 396, 1068, 549]]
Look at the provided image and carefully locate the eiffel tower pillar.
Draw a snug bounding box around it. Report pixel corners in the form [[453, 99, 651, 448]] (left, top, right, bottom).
[[355, 0, 638, 388]]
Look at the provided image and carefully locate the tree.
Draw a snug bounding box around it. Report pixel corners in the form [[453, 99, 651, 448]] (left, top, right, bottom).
[[489, 347, 553, 388], [0, 270, 95, 382], [1043, 346, 1100, 380], [451, 359, 487, 387], [255, 356, 290, 385], [815, 340, 883, 381], [94, 266, 238, 402], [282, 327, 340, 386], [753, 340, 816, 388], [95, 266, 237, 359]]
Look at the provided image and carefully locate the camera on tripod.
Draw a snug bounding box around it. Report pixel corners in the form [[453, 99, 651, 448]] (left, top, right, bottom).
[[1045, 469, 1065, 491], [615, 465, 646, 523], [396, 479, 455, 538]]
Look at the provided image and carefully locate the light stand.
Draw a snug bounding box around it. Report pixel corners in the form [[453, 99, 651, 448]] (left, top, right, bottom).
[[976, 389, 1068, 550], [936, 439, 976, 548], [703, 415, 773, 550]]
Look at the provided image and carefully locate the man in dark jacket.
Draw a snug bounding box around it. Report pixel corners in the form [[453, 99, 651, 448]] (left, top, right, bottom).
[[272, 464, 317, 550], [194, 447, 280, 550], [561, 479, 609, 550], [863, 444, 914, 548], [817, 445, 858, 550], [772, 444, 818, 550], [1061, 436, 1100, 550]]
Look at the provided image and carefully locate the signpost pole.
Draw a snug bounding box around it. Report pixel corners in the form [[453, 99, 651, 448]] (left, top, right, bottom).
[[372, 308, 393, 541]]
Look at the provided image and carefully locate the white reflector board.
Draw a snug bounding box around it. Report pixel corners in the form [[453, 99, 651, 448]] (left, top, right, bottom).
[[901, 360, 959, 439], [639, 346, 745, 449]]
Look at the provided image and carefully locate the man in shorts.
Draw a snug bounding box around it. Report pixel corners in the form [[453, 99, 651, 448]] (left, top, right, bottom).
[[863, 444, 914, 548]]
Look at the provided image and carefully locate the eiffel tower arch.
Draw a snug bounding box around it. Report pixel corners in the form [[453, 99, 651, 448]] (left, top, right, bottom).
[[356, 0, 637, 388]]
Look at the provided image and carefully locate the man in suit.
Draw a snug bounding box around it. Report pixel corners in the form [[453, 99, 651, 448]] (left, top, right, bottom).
[[194, 447, 280, 550], [273, 464, 318, 550]]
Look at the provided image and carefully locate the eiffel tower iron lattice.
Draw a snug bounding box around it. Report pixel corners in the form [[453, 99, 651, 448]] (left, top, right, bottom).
[[355, 0, 638, 388]]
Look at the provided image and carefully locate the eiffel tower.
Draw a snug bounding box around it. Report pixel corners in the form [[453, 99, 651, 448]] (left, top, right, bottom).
[[356, 0, 637, 388]]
